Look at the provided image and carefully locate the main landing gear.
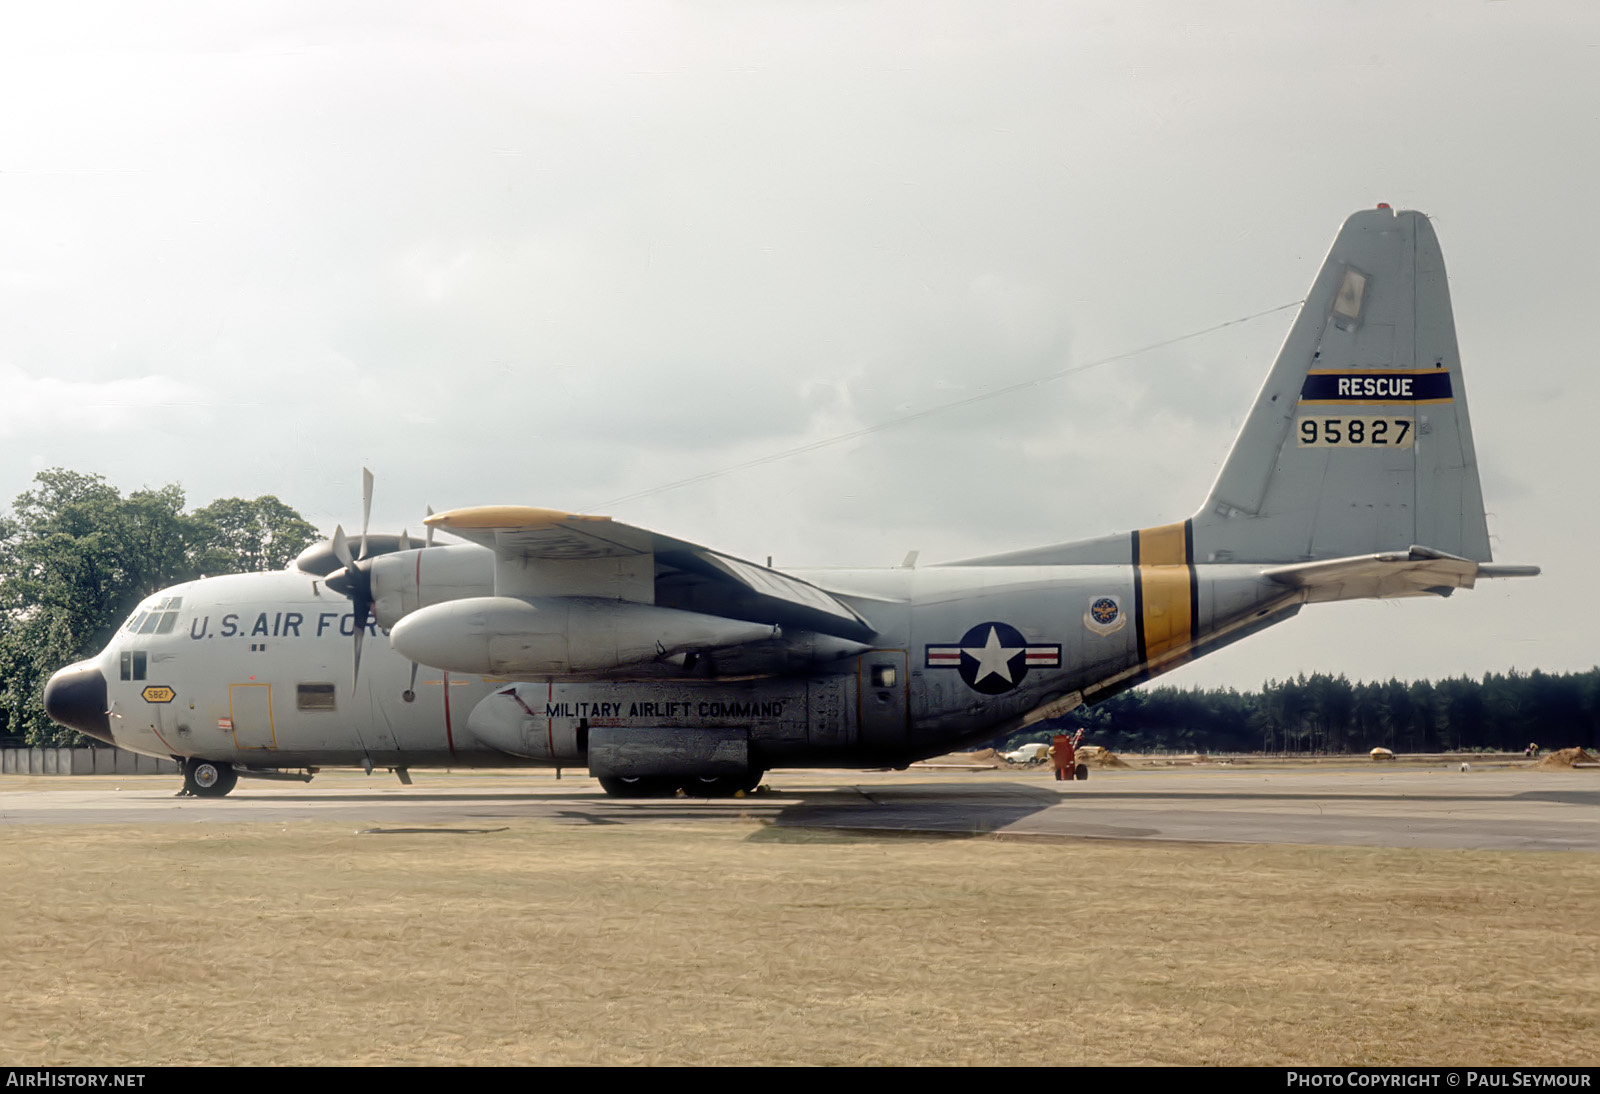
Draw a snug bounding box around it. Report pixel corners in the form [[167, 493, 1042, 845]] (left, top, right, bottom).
[[597, 772, 765, 798], [181, 758, 238, 798]]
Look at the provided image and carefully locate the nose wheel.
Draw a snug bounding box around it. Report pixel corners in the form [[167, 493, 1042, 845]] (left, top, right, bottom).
[[183, 758, 238, 798]]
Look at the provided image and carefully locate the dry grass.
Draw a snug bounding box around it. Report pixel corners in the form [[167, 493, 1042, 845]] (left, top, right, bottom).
[[1, 820, 1596, 1066]]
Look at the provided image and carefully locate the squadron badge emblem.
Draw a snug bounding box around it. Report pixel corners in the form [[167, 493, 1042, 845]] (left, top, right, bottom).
[[1084, 595, 1126, 636], [925, 621, 1061, 695]]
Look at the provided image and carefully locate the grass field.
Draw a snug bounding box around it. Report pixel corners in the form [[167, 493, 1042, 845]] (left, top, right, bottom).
[[2, 817, 1596, 1066]]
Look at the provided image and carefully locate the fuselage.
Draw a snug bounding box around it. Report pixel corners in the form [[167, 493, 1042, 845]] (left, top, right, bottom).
[[62, 552, 1294, 774]]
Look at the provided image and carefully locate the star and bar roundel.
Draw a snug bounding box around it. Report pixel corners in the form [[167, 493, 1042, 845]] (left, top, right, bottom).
[[925, 621, 1061, 695]]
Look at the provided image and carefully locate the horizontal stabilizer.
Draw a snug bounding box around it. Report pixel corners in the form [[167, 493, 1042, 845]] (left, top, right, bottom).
[[1263, 546, 1539, 603]]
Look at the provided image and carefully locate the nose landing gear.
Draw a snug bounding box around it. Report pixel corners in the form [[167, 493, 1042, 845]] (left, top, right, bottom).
[[182, 758, 238, 798]]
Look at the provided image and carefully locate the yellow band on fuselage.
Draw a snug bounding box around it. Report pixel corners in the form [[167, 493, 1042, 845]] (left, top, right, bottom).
[[1139, 564, 1192, 660], [1134, 521, 1195, 664], [1136, 521, 1187, 567]]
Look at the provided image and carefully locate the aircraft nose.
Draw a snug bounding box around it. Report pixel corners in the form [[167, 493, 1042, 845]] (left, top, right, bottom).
[[42, 662, 115, 746]]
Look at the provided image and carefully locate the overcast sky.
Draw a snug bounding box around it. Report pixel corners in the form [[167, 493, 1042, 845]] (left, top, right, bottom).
[[1, 2, 1593, 690]]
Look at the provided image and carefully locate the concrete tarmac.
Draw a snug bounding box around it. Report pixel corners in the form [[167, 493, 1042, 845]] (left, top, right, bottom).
[[3, 764, 1595, 851]]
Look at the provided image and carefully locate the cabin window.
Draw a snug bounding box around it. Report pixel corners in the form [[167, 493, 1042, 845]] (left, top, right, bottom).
[[297, 683, 337, 712], [870, 665, 897, 689]]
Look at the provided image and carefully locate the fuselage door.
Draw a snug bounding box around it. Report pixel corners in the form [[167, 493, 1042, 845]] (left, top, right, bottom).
[[229, 683, 277, 750], [857, 650, 909, 754]]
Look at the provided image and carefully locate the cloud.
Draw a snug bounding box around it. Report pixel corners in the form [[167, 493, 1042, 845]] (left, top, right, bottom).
[[0, 365, 205, 437]]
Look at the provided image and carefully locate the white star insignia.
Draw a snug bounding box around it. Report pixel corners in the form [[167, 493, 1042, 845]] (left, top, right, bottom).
[[963, 626, 1021, 684]]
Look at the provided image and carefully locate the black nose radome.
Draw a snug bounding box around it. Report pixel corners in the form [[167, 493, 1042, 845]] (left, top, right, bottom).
[[43, 662, 114, 746]]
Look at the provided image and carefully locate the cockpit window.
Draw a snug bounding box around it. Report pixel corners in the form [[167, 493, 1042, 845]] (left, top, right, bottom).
[[131, 597, 184, 636]]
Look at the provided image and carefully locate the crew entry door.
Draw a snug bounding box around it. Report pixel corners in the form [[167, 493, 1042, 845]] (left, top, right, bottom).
[[229, 684, 277, 749], [857, 651, 909, 753]]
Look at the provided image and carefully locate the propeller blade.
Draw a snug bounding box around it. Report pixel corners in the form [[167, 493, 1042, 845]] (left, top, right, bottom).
[[350, 587, 374, 687], [425, 505, 435, 548], [331, 525, 354, 570], [360, 468, 374, 560], [352, 625, 365, 688], [398, 528, 412, 553]]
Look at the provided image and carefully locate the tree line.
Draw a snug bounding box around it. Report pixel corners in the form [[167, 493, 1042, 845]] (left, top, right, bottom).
[[1007, 669, 1600, 755], [0, 468, 319, 745]]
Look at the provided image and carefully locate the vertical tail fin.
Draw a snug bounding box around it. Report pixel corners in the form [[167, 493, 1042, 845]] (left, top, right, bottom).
[[1193, 207, 1491, 565]]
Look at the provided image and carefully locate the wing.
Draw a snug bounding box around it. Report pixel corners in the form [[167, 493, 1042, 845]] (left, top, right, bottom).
[[425, 505, 875, 641]]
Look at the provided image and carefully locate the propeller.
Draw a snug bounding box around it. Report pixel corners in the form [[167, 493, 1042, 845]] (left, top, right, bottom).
[[324, 523, 374, 687], [360, 467, 373, 561], [320, 469, 441, 691], [324, 469, 380, 687]]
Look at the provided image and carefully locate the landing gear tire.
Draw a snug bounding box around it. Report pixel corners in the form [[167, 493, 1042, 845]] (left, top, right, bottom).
[[682, 771, 766, 797], [598, 775, 676, 799], [1074, 763, 1088, 781], [685, 775, 734, 797], [185, 758, 238, 798]]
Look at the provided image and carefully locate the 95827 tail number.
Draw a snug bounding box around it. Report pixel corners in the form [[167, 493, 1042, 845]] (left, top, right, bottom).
[[1297, 417, 1413, 448]]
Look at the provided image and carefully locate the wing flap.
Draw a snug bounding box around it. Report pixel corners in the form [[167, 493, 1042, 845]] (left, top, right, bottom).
[[426, 505, 875, 639], [427, 507, 658, 558], [427, 506, 661, 600]]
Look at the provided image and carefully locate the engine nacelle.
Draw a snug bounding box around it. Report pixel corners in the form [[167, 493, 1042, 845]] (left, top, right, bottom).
[[366, 543, 495, 630], [389, 595, 780, 677]]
